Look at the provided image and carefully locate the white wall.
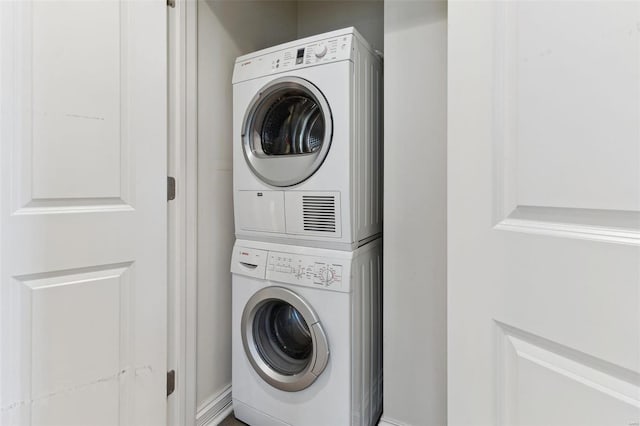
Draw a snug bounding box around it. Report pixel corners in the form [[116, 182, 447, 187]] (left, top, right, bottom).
[[196, 0, 297, 409], [382, 1, 447, 425], [297, 0, 384, 53]]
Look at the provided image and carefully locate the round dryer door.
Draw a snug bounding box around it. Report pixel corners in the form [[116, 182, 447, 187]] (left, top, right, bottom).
[[242, 76, 333, 187], [241, 286, 330, 392]]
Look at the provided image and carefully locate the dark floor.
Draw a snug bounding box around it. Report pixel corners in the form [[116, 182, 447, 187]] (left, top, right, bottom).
[[219, 412, 247, 426]]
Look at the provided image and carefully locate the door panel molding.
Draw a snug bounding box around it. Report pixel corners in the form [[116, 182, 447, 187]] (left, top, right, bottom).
[[495, 206, 640, 246], [9, 1, 135, 214], [6, 262, 135, 424], [13, 198, 135, 216], [492, 2, 640, 245], [496, 321, 640, 426]]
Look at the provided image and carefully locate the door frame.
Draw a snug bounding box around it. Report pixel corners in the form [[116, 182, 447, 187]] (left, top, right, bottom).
[[167, 0, 198, 424]]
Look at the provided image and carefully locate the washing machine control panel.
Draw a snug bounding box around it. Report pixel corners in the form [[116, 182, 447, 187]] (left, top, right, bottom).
[[266, 251, 349, 292]]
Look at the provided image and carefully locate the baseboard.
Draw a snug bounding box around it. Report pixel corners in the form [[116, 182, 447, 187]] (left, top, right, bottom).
[[196, 385, 233, 426], [378, 417, 405, 426]]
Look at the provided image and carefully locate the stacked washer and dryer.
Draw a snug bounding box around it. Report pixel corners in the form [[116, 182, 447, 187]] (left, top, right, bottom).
[[231, 27, 383, 426]]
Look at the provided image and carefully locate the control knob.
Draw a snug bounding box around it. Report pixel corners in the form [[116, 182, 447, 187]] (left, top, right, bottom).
[[315, 44, 328, 58], [320, 267, 334, 283]]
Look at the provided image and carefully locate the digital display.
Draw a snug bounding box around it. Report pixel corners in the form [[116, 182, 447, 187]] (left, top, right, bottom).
[[296, 48, 304, 64]]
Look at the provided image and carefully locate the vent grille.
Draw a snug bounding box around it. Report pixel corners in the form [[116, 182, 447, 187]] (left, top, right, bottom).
[[303, 195, 336, 233]]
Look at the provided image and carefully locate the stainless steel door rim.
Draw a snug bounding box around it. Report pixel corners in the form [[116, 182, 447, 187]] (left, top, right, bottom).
[[241, 76, 333, 187], [241, 286, 330, 392]]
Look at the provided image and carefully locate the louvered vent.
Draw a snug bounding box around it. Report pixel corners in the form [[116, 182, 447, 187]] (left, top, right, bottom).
[[303, 195, 336, 233]]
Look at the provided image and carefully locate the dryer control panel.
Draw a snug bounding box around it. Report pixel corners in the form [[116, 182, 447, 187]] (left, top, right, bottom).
[[265, 251, 349, 293], [233, 33, 355, 83], [267, 35, 353, 72]]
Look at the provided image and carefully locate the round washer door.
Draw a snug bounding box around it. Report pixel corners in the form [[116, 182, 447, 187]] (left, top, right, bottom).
[[242, 76, 333, 187], [241, 286, 330, 392]]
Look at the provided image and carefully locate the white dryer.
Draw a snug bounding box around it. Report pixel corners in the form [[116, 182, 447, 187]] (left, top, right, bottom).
[[231, 238, 382, 426], [232, 28, 383, 250]]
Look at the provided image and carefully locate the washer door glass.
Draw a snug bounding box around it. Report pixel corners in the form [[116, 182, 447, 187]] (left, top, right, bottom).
[[253, 301, 313, 375], [242, 77, 333, 187], [241, 287, 329, 392]]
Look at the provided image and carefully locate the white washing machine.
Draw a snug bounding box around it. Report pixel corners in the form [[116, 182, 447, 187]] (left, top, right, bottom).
[[231, 238, 382, 426], [232, 28, 383, 251]]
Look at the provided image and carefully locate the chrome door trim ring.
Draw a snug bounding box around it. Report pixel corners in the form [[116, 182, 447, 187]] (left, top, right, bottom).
[[241, 76, 333, 187], [241, 286, 330, 392]]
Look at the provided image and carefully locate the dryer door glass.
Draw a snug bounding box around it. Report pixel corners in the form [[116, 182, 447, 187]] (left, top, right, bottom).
[[261, 94, 324, 156], [241, 287, 330, 392], [242, 77, 333, 187]]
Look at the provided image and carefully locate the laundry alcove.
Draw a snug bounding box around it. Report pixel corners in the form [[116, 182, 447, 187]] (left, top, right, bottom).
[[171, 2, 384, 425]]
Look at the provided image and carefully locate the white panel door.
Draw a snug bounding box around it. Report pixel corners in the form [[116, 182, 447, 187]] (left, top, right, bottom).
[[449, 2, 640, 425], [0, 1, 167, 425]]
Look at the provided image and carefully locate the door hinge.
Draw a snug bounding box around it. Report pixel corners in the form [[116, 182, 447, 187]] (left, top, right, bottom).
[[167, 176, 176, 201], [167, 370, 176, 396], [167, 0, 175, 8]]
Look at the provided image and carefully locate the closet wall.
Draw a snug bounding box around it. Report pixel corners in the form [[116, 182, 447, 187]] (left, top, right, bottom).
[[382, 1, 447, 425], [297, 0, 383, 53], [196, 0, 383, 414], [196, 0, 298, 409]]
